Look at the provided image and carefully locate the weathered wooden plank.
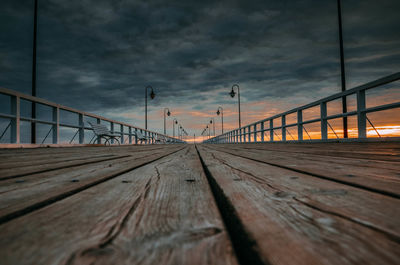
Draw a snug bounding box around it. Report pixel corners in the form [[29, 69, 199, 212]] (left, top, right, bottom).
[[0, 145, 175, 180], [218, 142, 400, 162], [197, 145, 400, 265], [0, 154, 131, 180], [0, 145, 169, 167], [0, 146, 183, 224], [214, 144, 400, 172], [0, 146, 238, 265], [206, 144, 400, 197]]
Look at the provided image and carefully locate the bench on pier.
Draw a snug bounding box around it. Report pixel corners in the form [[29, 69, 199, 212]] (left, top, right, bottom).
[[154, 135, 166, 144], [133, 130, 147, 144], [88, 122, 121, 145]]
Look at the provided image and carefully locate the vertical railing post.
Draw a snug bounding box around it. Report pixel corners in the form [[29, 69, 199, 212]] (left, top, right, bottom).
[[135, 128, 138, 144], [120, 124, 124, 144], [261, 122, 264, 142], [110, 122, 114, 144], [321, 102, 328, 140], [248, 126, 251, 142], [129, 127, 132, 144], [96, 118, 101, 144], [357, 89, 367, 138], [282, 115, 286, 141], [78, 113, 84, 144], [253, 124, 257, 142], [270, 120, 274, 142], [297, 110, 303, 141], [10, 96, 20, 144], [52, 107, 59, 144]]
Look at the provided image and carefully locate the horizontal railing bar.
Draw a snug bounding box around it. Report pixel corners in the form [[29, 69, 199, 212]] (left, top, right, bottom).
[[325, 110, 358, 120], [234, 72, 400, 129], [0, 87, 176, 139], [364, 101, 400, 114], [0, 113, 15, 119], [205, 72, 400, 143]]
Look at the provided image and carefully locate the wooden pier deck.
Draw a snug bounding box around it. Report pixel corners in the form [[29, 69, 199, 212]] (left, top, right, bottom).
[[0, 142, 399, 265]]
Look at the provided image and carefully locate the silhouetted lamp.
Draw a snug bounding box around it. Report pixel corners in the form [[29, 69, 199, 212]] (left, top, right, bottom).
[[164, 108, 171, 135], [145, 86, 156, 129], [217, 106, 224, 134], [229, 88, 236, 98], [229, 84, 241, 128]]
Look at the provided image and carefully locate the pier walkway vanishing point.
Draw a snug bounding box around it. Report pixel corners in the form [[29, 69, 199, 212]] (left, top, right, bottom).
[[1, 142, 399, 265]]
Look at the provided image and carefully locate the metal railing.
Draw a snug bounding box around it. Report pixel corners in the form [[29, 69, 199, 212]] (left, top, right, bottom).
[[0, 87, 185, 145], [204, 72, 400, 143]]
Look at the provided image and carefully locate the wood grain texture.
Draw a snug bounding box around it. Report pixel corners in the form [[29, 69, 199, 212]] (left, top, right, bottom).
[[197, 145, 400, 265], [0, 145, 168, 169], [206, 143, 400, 197], [226, 142, 400, 162], [0, 146, 183, 223], [0, 146, 238, 265]]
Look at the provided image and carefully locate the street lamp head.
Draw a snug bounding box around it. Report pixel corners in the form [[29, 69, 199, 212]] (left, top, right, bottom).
[[229, 88, 236, 98], [167, 110, 171, 116], [175, 120, 178, 124], [216, 109, 220, 115], [150, 88, 156, 99], [210, 120, 213, 124]]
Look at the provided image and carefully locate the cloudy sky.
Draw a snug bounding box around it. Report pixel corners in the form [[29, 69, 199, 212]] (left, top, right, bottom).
[[0, 0, 399, 142]]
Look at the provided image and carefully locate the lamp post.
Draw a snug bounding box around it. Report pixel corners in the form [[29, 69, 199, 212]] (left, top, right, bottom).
[[172, 118, 178, 138], [230, 84, 241, 128], [164, 108, 171, 135], [31, 0, 38, 143], [206, 125, 210, 139], [145, 86, 156, 130], [337, 0, 348, 138], [217, 106, 224, 134], [209, 118, 215, 136]]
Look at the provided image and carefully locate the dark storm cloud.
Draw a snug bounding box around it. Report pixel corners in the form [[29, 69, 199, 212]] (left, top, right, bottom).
[[0, 0, 399, 131]]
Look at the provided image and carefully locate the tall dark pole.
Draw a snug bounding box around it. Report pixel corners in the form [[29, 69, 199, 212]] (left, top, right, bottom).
[[230, 84, 241, 128], [145, 87, 147, 129], [164, 108, 171, 135], [145, 86, 155, 130], [31, 0, 38, 144], [217, 107, 224, 134], [337, 0, 348, 138], [210, 118, 215, 136], [172, 118, 177, 138]]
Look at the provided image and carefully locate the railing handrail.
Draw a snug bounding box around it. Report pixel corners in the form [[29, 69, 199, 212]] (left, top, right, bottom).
[[241, 72, 399, 129], [0, 87, 167, 135], [204, 72, 400, 143], [0, 87, 185, 144]]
